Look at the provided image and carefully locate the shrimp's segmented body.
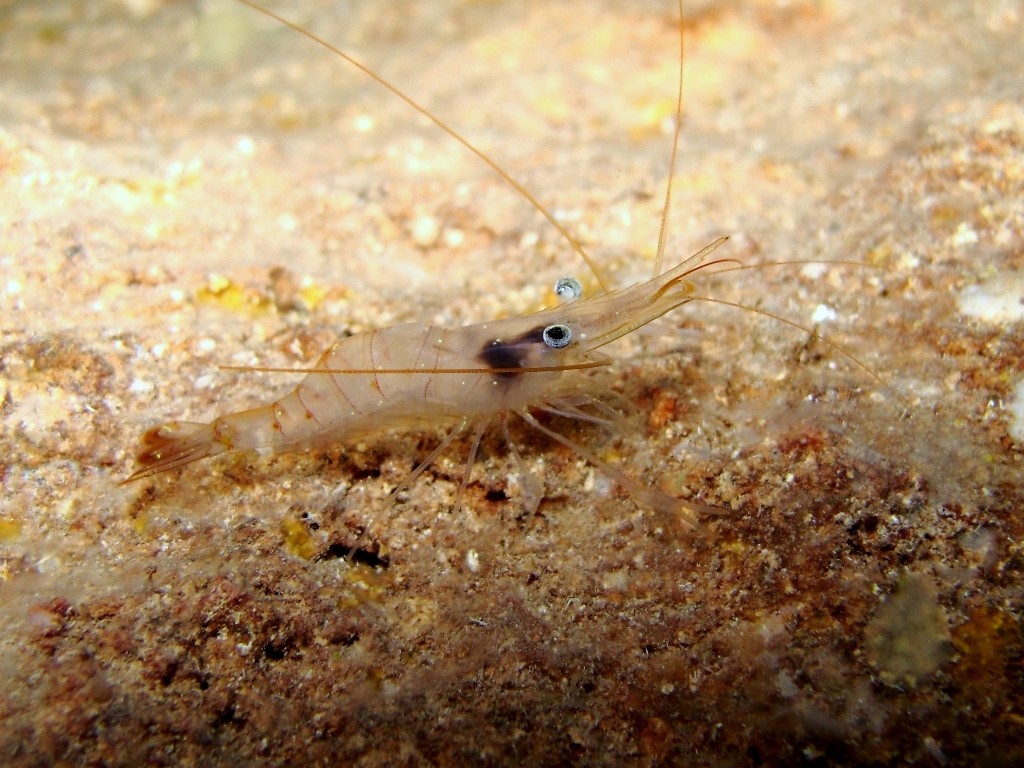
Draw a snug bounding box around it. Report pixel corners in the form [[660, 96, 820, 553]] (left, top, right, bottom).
[[128, 240, 728, 524]]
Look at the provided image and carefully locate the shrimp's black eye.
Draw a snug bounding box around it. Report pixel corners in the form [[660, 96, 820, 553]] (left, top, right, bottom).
[[542, 324, 572, 348]]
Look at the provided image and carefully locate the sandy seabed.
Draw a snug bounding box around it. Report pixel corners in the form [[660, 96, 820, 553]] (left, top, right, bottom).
[[1, 0, 1022, 765]]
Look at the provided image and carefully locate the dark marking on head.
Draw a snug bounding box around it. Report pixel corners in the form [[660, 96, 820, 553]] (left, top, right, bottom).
[[478, 325, 547, 379]]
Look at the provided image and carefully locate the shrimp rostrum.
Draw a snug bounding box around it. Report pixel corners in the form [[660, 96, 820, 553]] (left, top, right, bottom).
[[125, 239, 731, 525]]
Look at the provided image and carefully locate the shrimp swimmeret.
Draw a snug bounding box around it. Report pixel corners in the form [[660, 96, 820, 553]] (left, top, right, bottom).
[[125, 0, 877, 527]]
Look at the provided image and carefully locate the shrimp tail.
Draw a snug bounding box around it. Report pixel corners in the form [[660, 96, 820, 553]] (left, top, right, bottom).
[[124, 404, 297, 484], [122, 421, 225, 483]]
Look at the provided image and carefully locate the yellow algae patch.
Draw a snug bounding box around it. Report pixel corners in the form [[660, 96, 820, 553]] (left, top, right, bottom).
[[196, 273, 273, 317], [298, 282, 329, 312], [0, 516, 23, 543], [629, 97, 678, 141], [337, 562, 391, 609], [128, 510, 150, 535], [281, 517, 319, 561]]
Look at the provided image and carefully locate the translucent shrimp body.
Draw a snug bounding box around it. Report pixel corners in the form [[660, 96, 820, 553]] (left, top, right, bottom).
[[126, 240, 724, 484]]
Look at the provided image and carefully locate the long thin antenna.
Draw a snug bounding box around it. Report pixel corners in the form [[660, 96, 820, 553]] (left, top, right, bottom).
[[234, 0, 610, 292], [653, 0, 687, 278], [690, 294, 906, 406]]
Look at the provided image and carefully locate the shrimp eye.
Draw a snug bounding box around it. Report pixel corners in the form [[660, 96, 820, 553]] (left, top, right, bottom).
[[554, 276, 582, 302], [542, 324, 572, 348]]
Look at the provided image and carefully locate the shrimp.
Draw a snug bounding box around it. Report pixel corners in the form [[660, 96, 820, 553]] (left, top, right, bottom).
[[125, 237, 732, 522], [124, 0, 883, 528]]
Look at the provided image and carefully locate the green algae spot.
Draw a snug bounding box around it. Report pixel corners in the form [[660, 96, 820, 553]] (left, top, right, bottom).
[[865, 571, 951, 687]]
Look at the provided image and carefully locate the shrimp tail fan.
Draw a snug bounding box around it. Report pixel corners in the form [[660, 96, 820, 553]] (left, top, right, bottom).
[[122, 421, 222, 483]]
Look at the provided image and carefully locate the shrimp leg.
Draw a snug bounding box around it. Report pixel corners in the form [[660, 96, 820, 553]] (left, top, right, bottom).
[[515, 409, 720, 528]]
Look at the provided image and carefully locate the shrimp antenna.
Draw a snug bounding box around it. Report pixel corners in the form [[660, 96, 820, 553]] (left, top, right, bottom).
[[234, 0, 610, 293], [653, 0, 687, 279], [690, 294, 908, 407]]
